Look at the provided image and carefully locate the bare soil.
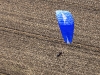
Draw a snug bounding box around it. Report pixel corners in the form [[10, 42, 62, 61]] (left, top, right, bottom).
[[0, 0, 100, 75]]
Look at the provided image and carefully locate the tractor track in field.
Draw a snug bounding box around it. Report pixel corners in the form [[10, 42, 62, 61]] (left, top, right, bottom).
[[0, 26, 100, 57]]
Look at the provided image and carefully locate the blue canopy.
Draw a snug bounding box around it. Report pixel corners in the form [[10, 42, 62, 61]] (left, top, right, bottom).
[[56, 10, 74, 44]]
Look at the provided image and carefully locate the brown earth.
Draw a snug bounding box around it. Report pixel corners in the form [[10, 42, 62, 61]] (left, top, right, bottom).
[[0, 0, 100, 75]]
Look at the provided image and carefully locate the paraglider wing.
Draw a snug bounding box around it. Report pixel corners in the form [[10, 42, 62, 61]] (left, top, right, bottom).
[[56, 10, 74, 44]]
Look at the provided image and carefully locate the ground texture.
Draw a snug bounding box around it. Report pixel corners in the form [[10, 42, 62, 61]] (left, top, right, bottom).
[[0, 0, 100, 75]]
